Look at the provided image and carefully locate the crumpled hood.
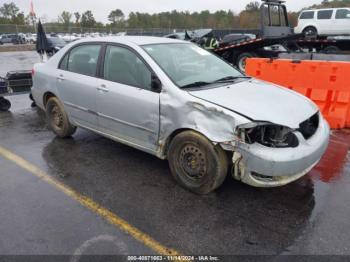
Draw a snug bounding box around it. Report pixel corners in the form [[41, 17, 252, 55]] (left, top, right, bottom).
[[188, 79, 318, 129]]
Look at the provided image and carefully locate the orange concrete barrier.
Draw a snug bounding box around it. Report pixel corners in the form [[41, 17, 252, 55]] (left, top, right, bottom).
[[246, 58, 350, 129]]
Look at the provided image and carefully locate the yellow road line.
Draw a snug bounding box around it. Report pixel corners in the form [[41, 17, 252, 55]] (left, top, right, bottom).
[[0, 146, 180, 257]]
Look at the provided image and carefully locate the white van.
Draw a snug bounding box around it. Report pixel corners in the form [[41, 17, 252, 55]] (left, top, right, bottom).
[[294, 8, 350, 36]]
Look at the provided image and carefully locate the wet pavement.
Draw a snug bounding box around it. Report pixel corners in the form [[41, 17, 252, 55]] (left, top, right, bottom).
[[0, 52, 350, 259], [0, 51, 39, 76]]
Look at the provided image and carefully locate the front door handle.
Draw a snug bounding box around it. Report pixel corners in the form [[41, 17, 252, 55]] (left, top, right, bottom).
[[97, 85, 109, 92]]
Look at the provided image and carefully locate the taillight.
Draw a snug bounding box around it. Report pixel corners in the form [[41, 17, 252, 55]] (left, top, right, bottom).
[[31, 68, 35, 76]]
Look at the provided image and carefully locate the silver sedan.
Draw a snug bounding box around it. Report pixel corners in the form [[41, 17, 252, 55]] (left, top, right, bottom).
[[31, 36, 330, 194]]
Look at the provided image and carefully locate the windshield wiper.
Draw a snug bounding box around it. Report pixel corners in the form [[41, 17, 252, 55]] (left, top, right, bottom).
[[181, 76, 251, 89], [180, 81, 213, 89], [213, 76, 251, 83]]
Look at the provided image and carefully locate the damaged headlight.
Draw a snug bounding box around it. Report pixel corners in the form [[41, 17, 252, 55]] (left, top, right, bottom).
[[237, 123, 299, 148]]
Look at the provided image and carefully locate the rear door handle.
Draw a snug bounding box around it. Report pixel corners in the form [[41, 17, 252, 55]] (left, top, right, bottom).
[[57, 74, 65, 81], [97, 85, 109, 92]]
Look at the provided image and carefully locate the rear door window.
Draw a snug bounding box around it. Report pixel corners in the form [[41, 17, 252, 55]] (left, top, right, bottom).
[[300, 11, 315, 19], [335, 9, 350, 19], [66, 45, 101, 77], [317, 10, 333, 20]]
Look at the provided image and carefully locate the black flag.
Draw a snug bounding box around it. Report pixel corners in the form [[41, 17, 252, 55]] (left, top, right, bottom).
[[36, 20, 49, 54]]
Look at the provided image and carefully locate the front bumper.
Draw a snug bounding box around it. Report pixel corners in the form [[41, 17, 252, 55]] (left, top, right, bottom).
[[232, 116, 330, 187]]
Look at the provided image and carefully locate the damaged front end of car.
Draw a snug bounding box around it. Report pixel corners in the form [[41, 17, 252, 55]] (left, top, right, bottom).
[[225, 112, 330, 187]]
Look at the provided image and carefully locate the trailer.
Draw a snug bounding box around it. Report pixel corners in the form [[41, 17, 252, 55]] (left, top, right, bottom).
[[0, 70, 33, 111], [295, 37, 350, 53], [214, 34, 302, 71], [215, 35, 350, 70]]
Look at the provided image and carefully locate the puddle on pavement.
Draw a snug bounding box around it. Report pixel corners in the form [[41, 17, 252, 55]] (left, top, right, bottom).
[[309, 132, 350, 182], [306, 131, 350, 222]]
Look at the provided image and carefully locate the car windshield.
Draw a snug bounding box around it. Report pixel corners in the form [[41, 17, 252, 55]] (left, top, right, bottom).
[[142, 43, 244, 88]]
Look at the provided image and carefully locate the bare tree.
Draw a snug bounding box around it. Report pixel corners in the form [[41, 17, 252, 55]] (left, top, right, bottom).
[[58, 11, 72, 29], [74, 12, 80, 24]]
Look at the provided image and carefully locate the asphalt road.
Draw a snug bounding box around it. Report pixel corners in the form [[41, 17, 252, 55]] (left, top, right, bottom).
[[0, 51, 350, 261]]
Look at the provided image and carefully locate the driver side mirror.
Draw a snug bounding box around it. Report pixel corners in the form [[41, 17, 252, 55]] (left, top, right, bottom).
[[151, 74, 162, 93]]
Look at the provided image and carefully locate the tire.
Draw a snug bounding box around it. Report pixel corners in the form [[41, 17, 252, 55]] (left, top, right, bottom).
[[323, 45, 340, 53], [236, 52, 257, 72], [0, 98, 11, 111], [303, 26, 318, 38], [167, 131, 228, 194], [46, 97, 76, 138]]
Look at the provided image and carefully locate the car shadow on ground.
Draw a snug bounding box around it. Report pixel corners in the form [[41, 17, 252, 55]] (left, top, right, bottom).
[[42, 129, 316, 255]]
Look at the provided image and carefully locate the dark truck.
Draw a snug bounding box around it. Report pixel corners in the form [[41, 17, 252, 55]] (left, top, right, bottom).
[[172, 0, 302, 71], [181, 0, 350, 71], [211, 0, 302, 71]]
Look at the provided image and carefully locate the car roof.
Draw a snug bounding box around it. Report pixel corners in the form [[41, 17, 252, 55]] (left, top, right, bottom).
[[72, 36, 186, 46], [302, 7, 349, 12]]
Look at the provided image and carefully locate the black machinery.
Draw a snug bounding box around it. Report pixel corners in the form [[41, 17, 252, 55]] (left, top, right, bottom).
[[0, 71, 33, 111]]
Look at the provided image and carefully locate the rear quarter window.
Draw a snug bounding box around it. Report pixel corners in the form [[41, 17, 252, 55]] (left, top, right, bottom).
[[59, 53, 69, 70], [336, 9, 350, 19], [300, 11, 315, 19]]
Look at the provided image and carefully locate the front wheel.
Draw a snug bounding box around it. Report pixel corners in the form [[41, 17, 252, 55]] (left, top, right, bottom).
[[167, 131, 228, 194], [46, 97, 76, 138]]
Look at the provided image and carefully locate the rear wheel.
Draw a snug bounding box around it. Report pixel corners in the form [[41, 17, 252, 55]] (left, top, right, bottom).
[[0, 98, 11, 111], [236, 52, 257, 72], [303, 27, 318, 38], [46, 97, 76, 138], [167, 131, 228, 194]]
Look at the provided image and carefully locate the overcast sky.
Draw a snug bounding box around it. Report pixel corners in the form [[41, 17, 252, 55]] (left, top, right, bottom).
[[10, 0, 323, 23]]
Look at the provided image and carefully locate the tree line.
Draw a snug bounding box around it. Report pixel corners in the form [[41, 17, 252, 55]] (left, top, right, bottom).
[[1, 0, 350, 30], [0, 2, 25, 25], [312, 0, 350, 8]]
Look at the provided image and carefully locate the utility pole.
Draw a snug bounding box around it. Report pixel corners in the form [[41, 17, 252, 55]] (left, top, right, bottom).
[[29, 0, 37, 32]]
